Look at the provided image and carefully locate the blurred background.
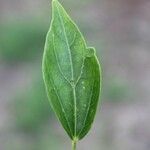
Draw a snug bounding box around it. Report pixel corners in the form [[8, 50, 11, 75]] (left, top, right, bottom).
[[0, 0, 150, 149]]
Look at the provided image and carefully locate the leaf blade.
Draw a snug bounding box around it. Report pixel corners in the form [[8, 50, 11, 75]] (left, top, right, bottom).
[[42, 0, 102, 140]]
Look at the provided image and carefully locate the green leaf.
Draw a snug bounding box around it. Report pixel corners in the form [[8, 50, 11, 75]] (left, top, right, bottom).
[[42, 0, 101, 141]]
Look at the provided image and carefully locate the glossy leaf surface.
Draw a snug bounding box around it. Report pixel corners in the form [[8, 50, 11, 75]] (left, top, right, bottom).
[[42, 0, 101, 140]]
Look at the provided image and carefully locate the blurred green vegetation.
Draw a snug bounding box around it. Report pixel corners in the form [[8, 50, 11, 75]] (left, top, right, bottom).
[[12, 76, 51, 133], [0, 20, 47, 62]]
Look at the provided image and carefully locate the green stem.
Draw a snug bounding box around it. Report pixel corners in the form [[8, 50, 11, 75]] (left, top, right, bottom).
[[72, 140, 77, 150]]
